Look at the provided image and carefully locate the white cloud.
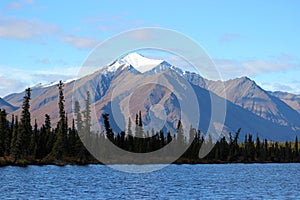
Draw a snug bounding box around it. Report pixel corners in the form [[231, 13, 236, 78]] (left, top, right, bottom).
[[0, 75, 25, 96], [0, 14, 100, 50], [214, 56, 300, 80], [260, 82, 300, 95], [127, 29, 157, 41], [0, 65, 80, 97], [213, 55, 300, 94], [0, 15, 59, 40], [62, 35, 100, 49], [6, 0, 35, 10]]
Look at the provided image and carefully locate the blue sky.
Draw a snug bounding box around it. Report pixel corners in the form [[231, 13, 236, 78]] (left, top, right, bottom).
[[0, 0, 299, 96]]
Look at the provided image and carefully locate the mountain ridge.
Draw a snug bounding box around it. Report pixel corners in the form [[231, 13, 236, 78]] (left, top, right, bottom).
[[1, 53, 299, 141]]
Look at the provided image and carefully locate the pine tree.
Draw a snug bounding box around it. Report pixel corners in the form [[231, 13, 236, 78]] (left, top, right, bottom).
[[10, 115, 19, 160], [15, 88, 32, 160], [5, 114, 13, 156], [159, 130, 165, 148], [176, 120, 185, 146], [52, 81, 67, 159], [2, 110, 10, 156], [0, 109, 8, 156], [255, 135, 261, 161], [83, 91, 91, 135], [74, 101, 83, 133], [44, 114, 54, 156], [127, 117, 132, 136], [68, 119, 77, 156], [74, 100, 89, 161], [135, 113, 144, 138], [103, 113, 113, 141], [82, 91, 92, 148], [295, 136, 299, 158], [167, 131, 172, 144], [29, 119, 38, 157]]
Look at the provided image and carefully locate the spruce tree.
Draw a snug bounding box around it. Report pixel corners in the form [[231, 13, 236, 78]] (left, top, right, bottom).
[[52, 81, 67, 159], [103, 113, 113, 141], [255, 135, 261, 161], [2, 110, 10, 156], [74, 100, 89, 161], [135, 114, 141, 138], [127, 117, 132, 136], [83, 91, 91, 135], [82, 91, 92, 149], [44, 114, 54, 156], [16, 88, 32, 160], [68, 119, 77, 156], [0, 109, 8, 156], [295, 136, 299, 158], [29, 119, 38, 157], [176, 120, 185, 146], [74, 101, 83, 133], [5, 114, 13, 156], [11, 115, 19, 160]]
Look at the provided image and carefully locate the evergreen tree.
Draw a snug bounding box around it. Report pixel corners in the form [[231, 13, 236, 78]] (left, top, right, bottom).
[[5, 114, 13, 156], [138, 111, 144, 138], [0, 109, 9, 156], [167, 131, 172, 144], [29, 119, 38, 157], [52, 81, 67, 159], [44, 114, 54, 156], [15, 88, 32, 160], [83, 91, 91, 135], [135, 112, 144, 138], [10, 115, 19, 159], [176, 120, 185, 146], [102, 113, 113, 141], [68, 119, 77, 156], [74, 100, 89, 161], [255, 135, 261, 161], [295, 136, 299, 158], [74, 101, 83, 133], [127, 117, 132, 136]]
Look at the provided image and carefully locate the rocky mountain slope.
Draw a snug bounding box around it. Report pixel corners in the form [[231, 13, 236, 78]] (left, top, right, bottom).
[[2, 53, 300, 141]]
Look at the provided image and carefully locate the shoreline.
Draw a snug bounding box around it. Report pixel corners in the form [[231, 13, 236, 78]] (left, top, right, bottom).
[[1, 157, 299, 167]]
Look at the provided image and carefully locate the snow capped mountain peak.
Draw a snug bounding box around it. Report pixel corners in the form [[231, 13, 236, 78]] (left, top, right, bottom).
[[122, 52, 165, 73], [32, 78, 77, 88], [106, 52, 175, 74]]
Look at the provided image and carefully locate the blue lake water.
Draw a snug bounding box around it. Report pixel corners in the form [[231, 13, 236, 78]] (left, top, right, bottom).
[[0, 163, 299, 199]]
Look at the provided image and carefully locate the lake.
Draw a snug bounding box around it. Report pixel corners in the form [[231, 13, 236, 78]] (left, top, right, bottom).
[[0, 164, 299, 199]]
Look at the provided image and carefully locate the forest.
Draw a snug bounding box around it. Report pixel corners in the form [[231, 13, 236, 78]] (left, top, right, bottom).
[[0, 81, 300, 166]]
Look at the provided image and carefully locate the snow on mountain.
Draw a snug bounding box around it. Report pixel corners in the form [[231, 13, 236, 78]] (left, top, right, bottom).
[[33, 78, 78, 89], [122, 52, 165, 73], [106, 52, 176, 74]]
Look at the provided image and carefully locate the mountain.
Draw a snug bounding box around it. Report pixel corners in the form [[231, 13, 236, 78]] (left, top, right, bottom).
[[0, 97, 18, 113], [206, 77, 300, 130], [269, 91, 300, 114], [3, 53, 300, 141]]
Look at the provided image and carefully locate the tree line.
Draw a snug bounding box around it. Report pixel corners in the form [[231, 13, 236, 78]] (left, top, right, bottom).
[[0, 81, 300, 165]]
